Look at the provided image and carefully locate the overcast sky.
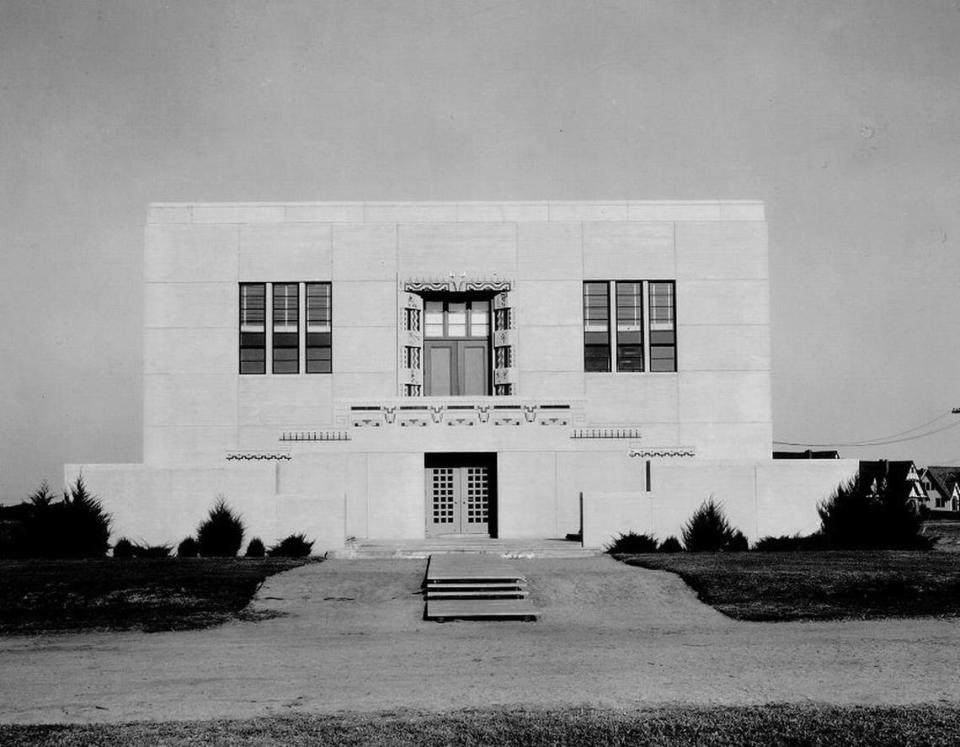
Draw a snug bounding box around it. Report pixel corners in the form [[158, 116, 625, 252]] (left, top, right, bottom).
[[2, 0, 959, 500]]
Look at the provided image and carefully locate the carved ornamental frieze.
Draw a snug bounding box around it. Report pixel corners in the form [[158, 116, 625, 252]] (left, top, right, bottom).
[[336, 399, 587, 429]]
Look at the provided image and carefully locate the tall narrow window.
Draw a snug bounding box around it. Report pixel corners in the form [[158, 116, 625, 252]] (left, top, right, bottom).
[[306, 282, 332, 374], [272, 282, 299, 374], [616, 281, 644, 372], [583, 282, 611, 372], [239, 283, 266, 374], [648, 281, 676, 372]]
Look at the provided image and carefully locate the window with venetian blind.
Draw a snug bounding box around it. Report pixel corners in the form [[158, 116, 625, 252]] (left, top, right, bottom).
[[239, 282, 332, 375], [582, 280, 676, 373]]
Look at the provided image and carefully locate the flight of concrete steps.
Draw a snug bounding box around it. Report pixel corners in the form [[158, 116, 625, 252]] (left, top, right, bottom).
[[424, 553, 539, 622]]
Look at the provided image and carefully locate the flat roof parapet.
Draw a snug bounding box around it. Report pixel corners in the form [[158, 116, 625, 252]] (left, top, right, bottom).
[[147, 200, 765, 225]]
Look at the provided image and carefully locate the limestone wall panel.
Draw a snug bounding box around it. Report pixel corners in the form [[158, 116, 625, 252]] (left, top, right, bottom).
[[238, 375, 334, 426], [677, 371, 771, 424], [144, 374, 237, 427], [145, 282, 235, 329], [332, 224, 398, 280], [365, 453, 425, 538], [143, 425, 237, 465], [517, 325, 582, 374], [517, 223, 583, 280], [239, 224, 331, 281], [584, 374, 679, 424], [398, 223, 517, 276], [679, 422, 773, 460], [676, 280, 769, 326], [333, 327, 396, 374], [496, 452, 558, 537], [677, 324, 770, 372], [144, 224, 238, 283], [332, 372, 396, 400], [675, 222, 768, 280], [582, 222, 675, 278], [333, 282, 396, 327], [144, 328, 235, 375], [514, 280, 582, 327]]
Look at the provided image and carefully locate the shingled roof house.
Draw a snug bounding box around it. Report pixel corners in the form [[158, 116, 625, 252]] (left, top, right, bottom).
[[919, 466, 960, 514], [858, 460, 928, 512], [66, 201, 857, 551]]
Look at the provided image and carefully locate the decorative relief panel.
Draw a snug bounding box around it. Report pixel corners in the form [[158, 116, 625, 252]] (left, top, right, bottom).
[[398, 291, 423, 397], [335, 398, 586, 428], [628, 447, 696, 458]]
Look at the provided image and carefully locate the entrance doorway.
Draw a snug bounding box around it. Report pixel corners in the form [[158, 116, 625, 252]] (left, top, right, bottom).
[[425, 453, 497, 537]]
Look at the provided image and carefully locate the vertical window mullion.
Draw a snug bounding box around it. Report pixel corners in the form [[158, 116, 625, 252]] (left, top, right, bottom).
[[616, 281, 644, 372], [239, 283, 266, 375], [648, 281, 677, 372], [583, 281, 611, 372], [306, 282, 332, 374], [272, 282, 299, 374], [298, 282, 306, 374]]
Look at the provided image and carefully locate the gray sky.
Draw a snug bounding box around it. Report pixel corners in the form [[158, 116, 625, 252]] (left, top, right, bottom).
[[2, 0, 959, 500]]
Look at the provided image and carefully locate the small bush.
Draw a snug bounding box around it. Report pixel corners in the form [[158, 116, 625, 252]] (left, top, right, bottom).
[[682, 498, 745, 552], [727, 530, 749, 552], [113, 538, 136, 559], [658, 536, 683, 553], [268, 533, 314, 558], [245, 537, 265, 558], [606, 531, 658, 554], [196, 497, 245, 557], [177, 537, 199, 558], [15, 476, 112, 558]]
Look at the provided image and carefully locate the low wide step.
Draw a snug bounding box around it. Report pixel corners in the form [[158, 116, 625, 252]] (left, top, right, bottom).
[[426, 598, 539, 621], [426, 590, 529, 599], [426, 554, 526, 583], [425, 582, 525, 591]]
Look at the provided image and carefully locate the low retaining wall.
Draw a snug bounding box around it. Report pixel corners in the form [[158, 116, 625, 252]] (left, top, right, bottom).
[[64, 461, 347, 553], [581, 459, 859, 548]]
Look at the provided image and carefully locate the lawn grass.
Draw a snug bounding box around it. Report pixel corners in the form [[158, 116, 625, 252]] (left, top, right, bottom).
[[2, 706, 959, 746], [0, 557, 312, 634], [616, 550, 960, 621]]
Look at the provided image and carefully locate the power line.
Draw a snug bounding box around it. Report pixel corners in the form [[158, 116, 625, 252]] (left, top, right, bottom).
[[850, 411, 953, 443], [774, 418, 960, 448]]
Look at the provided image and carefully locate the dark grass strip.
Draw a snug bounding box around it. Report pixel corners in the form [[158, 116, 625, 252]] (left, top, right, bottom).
[[2, 705, 960, 746], [0, 558, 312, 634], [617, 550, 960, 621]]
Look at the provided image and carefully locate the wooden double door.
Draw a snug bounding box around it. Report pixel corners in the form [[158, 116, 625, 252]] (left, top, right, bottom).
[[423, 340, 489, 397], [425, 454, 496, 537]]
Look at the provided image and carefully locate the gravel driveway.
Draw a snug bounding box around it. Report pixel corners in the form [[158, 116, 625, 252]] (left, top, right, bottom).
[[3, 556, 960, 723]]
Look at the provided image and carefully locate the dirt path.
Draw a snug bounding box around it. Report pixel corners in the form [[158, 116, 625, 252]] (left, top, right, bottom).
[[3, 556, 960, 723]]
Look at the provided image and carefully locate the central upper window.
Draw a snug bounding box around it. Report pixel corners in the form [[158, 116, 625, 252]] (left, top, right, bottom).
[[422, 296, 491, 396]]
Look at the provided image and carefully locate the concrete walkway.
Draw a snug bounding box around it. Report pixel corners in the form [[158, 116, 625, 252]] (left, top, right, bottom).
[[2, 556, 960, 723]]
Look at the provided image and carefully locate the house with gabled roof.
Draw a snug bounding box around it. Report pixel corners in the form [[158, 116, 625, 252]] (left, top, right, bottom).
[[858, 460, 927, 511], [919, 466, 960, 514]]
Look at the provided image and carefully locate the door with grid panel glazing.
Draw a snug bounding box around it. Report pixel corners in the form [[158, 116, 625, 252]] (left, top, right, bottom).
[[425, 462, 491, 536]]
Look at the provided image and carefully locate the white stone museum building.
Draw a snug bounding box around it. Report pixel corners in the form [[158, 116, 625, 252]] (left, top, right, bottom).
[[67, 201, 856, 551]]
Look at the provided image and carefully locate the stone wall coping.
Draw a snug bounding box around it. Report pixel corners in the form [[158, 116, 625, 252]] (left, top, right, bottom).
[[147, 200, 765, 224]]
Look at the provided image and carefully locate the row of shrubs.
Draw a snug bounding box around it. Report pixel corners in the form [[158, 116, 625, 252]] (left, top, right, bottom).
[[0, 479, 314, 559], [608, 472, 935, 554], [607, 499, 748, 554]]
